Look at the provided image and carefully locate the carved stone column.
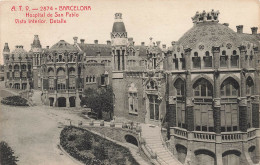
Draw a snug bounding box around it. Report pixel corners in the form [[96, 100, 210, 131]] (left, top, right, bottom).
[[184, 47, 194, 131], [239, 45, 248, 132]]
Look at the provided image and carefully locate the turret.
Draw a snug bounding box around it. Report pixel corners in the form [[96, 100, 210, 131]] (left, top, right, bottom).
[[111, 13, 128, 71], [3, 43, 10, 64]]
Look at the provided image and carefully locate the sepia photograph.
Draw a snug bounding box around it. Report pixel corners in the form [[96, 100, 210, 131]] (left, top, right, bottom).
[[0, 0, 259, 164]]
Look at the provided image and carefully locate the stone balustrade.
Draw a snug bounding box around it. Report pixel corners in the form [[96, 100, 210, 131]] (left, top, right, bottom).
[[172, 127, 188, 139], [221, 132, 243, 142], [171, 127, 258, 143], [193, 131, 216, 142], [247, 128, 257, 140]]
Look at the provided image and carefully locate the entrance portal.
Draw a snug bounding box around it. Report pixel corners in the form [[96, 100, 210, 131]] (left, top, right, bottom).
[[57, 97, 66, 107]]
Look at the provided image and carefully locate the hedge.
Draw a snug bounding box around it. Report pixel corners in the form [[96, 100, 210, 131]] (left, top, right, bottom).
[[1, 96, 28, 106], [60, 126, 140, 165]]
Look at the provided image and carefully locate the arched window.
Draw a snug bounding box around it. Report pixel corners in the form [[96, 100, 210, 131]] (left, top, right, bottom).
[[21, 64, 26, 70], [193, 78, 214, 132], [147, 80, 157, 90], [220, 77, 239, 97], [174, 78, 185, 96], [193, 78, 213, 97], [57, 67, 65, 76], [14, 65, 19, 70], [246, 76, 254, 96], [68, 67, 75, 76], [174, 78, 186, 129], [48, 68, 54, 77]]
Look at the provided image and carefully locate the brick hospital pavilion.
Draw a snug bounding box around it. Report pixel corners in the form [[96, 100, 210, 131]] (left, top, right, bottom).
[[2, 10, 260, 165]]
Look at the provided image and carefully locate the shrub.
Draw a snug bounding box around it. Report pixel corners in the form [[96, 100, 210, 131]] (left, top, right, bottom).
[[60, 126, 140, 165], [1, 96, 28, 106], [0, 141, 18, 165]]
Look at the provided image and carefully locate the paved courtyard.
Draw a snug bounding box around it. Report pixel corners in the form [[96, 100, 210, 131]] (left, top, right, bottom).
[[0, 83, 89, 165]]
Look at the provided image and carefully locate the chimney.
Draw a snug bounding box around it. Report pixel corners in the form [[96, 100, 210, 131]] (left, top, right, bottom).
[[156, 41, 161, 47], [73, 37, 78, 44], [162, 44, 166, 48], [171, 41, 176, 46], [251, 27, 258, 35], [94, 40, 98, 44], [15, 45, 19, 49], [236, 25, 243, 33], [107, 40, 111, 45], [46, 46, 49, 49], [141, 42, 145, 46], [80, 39, 85, 44], [223, 23, 229, 27]]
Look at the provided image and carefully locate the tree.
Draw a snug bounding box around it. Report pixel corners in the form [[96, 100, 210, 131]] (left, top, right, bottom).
[[0, 141, 18, 165], [81, 86, 114, 120]]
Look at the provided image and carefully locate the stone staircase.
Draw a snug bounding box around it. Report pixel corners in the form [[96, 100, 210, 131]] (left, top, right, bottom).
[[141, 124, 182, 165]]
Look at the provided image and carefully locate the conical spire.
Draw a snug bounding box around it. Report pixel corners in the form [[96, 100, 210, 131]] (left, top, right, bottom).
[[3, 43, 10, 52], [31, 35, 42, 48]]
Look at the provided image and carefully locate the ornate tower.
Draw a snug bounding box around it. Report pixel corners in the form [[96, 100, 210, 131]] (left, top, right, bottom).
[[3, 43, 10, 65], [3, 43, 10, 86], [30, 35, 42, 89], [111, 13, 128, 118], [111, 13, 128, 71]]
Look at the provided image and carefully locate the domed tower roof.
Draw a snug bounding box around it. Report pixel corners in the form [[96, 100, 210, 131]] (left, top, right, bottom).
[[177, 10, 243, 49], [50, 40, 78, 53], [112, 13, 126, 33], [11, 45, 28, 60]]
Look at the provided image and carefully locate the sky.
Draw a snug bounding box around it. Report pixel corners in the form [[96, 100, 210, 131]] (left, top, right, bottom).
[[0, 0, 259, 64]]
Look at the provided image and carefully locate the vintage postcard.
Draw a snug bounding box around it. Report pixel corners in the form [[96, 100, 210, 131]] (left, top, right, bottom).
[[0, 0, 259, 164]]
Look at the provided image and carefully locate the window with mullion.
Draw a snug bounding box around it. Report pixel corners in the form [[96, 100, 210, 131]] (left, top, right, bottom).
[[149, 95, 159, 120]]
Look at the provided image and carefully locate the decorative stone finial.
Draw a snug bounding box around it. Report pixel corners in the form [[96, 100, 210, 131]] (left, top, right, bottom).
[[192, 10, 220, 24], [115, 13, 122, 19]]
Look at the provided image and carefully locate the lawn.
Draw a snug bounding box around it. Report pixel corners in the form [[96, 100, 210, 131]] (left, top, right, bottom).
[[60, 126, 140, 165]]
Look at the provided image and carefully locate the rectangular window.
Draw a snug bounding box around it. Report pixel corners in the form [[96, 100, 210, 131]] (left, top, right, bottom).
[[180, 58, 185, 70], [231, 55, 238, 67], [69, 78, 75, 89], [220, 56, 227, 67], [203, 56, 212, 68], [49, 79, 54, 90], [173, 59, 178, 70], [192, 57, 201, 68]]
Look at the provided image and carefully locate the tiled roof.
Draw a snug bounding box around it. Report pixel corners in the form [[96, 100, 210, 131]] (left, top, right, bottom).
[[177, 22, 243, 49], [237, 33, 260, 47], [11, 46, 28, 59], [79, 44, 112, 56], [50, 40, 78, 52], [112, 22, 126, 33]]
